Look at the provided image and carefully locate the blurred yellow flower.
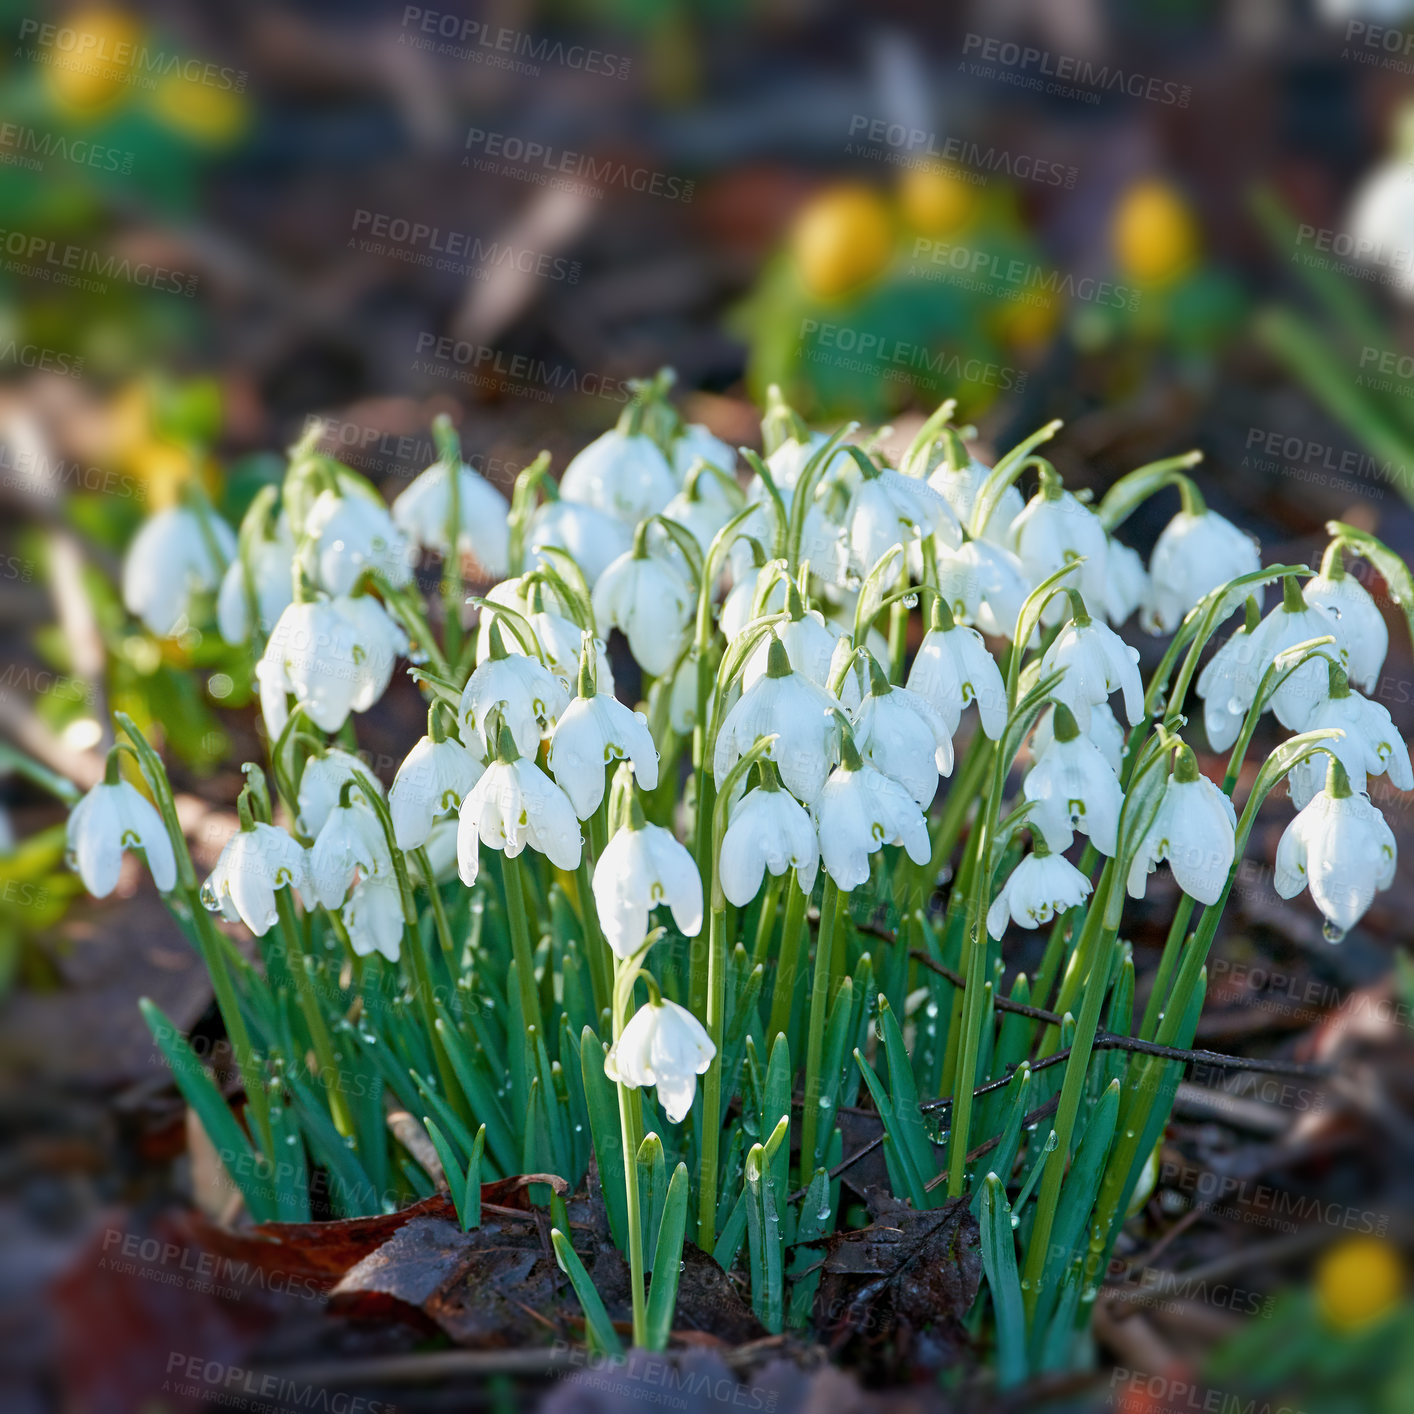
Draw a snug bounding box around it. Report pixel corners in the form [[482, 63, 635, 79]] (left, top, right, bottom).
[[900, 165, 978, 237], [1112, 179, 1199, 286], [149, 70, 249, 145], [1315, 1235, 1404, 1332], [43, 8, 142, 114], [791, 185, 894, 299], [129, 440, 199, 510]]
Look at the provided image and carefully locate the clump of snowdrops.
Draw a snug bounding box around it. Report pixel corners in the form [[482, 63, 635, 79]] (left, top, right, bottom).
[[67, 371, 1412, 1380]]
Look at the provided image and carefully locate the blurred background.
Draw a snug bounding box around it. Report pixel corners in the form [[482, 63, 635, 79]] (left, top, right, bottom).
[[4, 1, 1414, 1410]]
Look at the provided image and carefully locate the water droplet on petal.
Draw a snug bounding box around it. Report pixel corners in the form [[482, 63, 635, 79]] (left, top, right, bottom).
[[1323, 919, 1347, 944]]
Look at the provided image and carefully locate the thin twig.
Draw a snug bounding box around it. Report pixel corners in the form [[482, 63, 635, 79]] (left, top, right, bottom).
[[788, 952, 1337, 1200]]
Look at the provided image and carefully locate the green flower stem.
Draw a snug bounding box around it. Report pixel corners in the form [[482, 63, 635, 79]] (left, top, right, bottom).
[[696, 903, 728, 1246], [609, 948, 650, 1346], [503, 851, 544, 1039], [617, 1078, 648, 1346], [698, 735, 778, 1245], [416, 849, 458, 967], [921, 733, 994, 892], [185, 882, 276, 1162], [1030, 841, 1098, 1013], [750, 873, 784, 971], [799, 878, 841, 1184], [576, 852, 613, 1017], [1138, 895, 1197, 1040], [273, 889, 354, 1137], [1086, 729, 1340, 1273], [1019, 862, 1117, 1312], [766, 875, 807, 1046], [432, 415, 464, 665], [116, 714, 275, 1163]]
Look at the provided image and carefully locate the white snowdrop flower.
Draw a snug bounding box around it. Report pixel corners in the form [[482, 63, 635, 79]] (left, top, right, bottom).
[[719, 562, 786, 642], [760, 433, 851, 496], [604, 997, 715, 1124], [672, 424, 738, 489], [986, 847, 1092, 939], [1033, 701, 1126, 777], [217, 514, 295, 644], [592, 530, 695, 678], [741, 582, 836, 689], [1287, 663, 1413, 808], [560, 428, 677, 524], [1225, 578, 1342, 732], [459, 620, 570, 757], [1103, 539, 1150, 627], [1022, 704, 1123, 856], [926, 454, 1025, 546], [1303, 555, 1387, 692], [1195, 607, 1263, 753], [1126, 750, 1236, 907], [66, 773, 177, 897], [1145, 507, 1259, 635], [201, 822, 309, 936], [843, 466, 961, 577], [667, 650, 700, 735], [714, 635, 840, 804], [1008, 477, 1109, 611], [850, 656, 954, 807], [391, 458, 511, 577], [592, 814, 703, 959], [308, 799, 392, 910], [526, 500, 633, 586], [1275, 759, 1397, 937], [455, 739, 582, 886], [936, 538, 1031, 641], [122, 505, 236, 637], [299, 487, 412, 595], [905, 598, 1007, 739], [1040, 606, 1144, 731], [343, 876, 404, 962], [813, 734, 930, 891], [1347, 147, 1414, 299], [256, 595, 407, 739], [718, 767, 819, 905], [296, 749, 383, 838], [548, 671, 660, 820], [390, 731, 485, 851], [662, 483, 734, 555]]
